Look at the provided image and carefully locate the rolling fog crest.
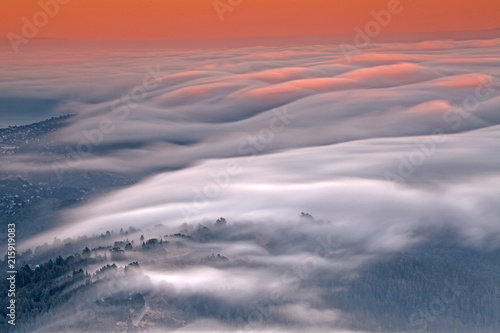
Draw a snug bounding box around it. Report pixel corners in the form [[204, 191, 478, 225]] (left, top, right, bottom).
[[1, 38, 500, 332], [1, 38, 500, 178]]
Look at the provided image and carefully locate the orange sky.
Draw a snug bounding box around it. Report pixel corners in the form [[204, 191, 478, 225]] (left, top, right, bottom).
[[1, 0, 499, 42]]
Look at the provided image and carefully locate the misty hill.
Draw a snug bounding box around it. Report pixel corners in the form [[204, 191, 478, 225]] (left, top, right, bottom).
[[0, 115, 72, 156], [0, 116, 137, 241], [1, 226, 500, 333]]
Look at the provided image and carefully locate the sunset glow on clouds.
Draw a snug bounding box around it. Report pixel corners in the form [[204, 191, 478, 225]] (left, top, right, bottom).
[[4, 38, 497, 252], [1, 1, 500, 332]]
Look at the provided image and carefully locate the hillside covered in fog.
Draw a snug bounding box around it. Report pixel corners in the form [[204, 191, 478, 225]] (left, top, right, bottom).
[[1, 36, 500, 332]]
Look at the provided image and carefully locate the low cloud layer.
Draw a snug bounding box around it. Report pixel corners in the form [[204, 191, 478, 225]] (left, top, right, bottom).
[[2, 37, 500, 332], [1, 38, 500, 177]]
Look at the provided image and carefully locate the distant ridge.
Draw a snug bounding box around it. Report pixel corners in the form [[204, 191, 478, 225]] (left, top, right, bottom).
[[1, 27, 498, 50], [0, 114, 73, 131]]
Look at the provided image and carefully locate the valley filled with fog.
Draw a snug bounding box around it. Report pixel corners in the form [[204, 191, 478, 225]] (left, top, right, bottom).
[[1, 38, 500, 332]]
